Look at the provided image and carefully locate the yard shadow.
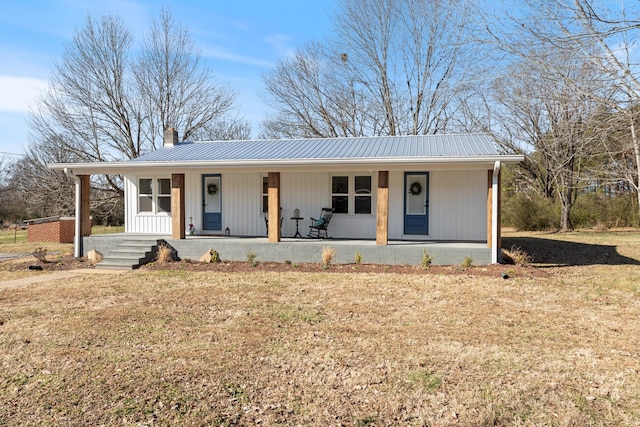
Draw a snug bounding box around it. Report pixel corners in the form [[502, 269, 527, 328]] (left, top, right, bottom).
[[502, 236, 640, 267]]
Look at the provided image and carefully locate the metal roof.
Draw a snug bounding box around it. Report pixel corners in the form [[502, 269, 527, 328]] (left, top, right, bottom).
[[48, 134, 525, 174], [132, 134, 503, 163]]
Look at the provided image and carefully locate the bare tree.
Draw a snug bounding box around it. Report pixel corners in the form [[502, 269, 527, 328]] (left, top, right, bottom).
[[135, 10, 244, 144], [486, 0, 640, 225], [261, 0, 482, 138], [486, 45, 610, 230], [561, 0, 640, 224], [28, 11, 248, 202], [10, 141, 77, 219], [261, 42, 376, 138], [24, 10, 248, 224]]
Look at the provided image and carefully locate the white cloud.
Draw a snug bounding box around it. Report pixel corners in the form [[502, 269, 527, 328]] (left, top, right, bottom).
[[265, 34, 295, 58], [0, 76, 48, 113], [201, 46, 273, 68]]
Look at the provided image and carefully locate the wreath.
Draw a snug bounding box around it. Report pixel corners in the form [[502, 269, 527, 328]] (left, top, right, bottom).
[[207, 183, 218, 195], [409, 181, 422, 196]]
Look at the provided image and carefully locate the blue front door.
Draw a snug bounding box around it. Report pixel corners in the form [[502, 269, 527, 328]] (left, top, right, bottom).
[[203, 174, 222, 231], [404, 172, 429, 235]]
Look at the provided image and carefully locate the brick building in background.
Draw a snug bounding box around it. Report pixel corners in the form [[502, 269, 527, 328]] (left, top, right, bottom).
[[26, 217, 75, 243]]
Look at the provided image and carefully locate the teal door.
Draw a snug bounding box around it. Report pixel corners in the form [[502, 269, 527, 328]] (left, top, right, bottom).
[[203, 174, 222, 231], [404, 172, 429, 235]]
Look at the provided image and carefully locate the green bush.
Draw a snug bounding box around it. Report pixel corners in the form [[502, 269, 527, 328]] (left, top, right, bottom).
[[572, 193, 639, 229], [421, 249, 433, 270], [503, 192, 559, 231]]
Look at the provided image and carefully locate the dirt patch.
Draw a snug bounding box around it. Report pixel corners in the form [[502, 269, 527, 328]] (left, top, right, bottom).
[[0, 255, 94, 273]]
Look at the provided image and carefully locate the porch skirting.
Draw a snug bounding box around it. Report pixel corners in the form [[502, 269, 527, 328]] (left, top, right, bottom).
[[83, 234, 492, 266]]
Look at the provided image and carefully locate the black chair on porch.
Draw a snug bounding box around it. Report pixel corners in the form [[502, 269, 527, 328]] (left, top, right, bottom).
[[264, 208, 283, 236], [307, 208, 334, 239]]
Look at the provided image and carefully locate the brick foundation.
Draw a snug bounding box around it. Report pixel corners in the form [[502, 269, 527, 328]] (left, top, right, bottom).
[[27, 217, 75, 243]]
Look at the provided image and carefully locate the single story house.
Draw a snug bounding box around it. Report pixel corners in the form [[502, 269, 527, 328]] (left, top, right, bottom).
[[48, 131, 524, 266]]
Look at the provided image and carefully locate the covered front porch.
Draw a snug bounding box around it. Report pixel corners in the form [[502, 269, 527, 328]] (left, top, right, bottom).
[[84, 233, 492, 267]]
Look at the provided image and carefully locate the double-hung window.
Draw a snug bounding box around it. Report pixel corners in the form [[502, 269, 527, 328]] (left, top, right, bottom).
[[138, 177, 171, 214], [262, 176, 269, 214], [331, 175, 372, 215], [354, 176, 372, 214]]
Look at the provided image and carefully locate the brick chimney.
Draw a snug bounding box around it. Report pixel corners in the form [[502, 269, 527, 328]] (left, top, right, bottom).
[[164, 128, 179, 147]]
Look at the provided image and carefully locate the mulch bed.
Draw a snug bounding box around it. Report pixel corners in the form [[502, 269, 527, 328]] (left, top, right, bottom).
[[140, 259, 546, 278], [0, 254, 546, 279], [0, 255, 95, 272]]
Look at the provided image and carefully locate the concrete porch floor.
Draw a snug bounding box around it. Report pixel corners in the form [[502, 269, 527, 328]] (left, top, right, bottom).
[[84, 233, 492, 266]]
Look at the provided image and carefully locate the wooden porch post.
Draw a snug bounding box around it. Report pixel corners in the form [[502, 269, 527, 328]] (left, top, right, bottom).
[[79, 175, 91, 237], [376, 171, 389, 245], [268, 172, 281, 242], [171, 173, 186, 239]]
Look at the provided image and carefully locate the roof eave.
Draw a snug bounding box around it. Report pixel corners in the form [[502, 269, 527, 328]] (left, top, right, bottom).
[[48, 155, 525, 174]]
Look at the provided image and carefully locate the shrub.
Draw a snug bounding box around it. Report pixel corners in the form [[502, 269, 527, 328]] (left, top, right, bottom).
[[32, 247, 48, 263], [157, 244, 176, 263], [572, 192, 639, 229], [503, 192, 559, 231], [506, 245, 533, 266], [322, 247, 336, 268], [246, 252, 257, 266], [210, 250, 220, 263], [354, 252, 363, 264], [461, 256, 473, 268], [421, 249, 433, 270]]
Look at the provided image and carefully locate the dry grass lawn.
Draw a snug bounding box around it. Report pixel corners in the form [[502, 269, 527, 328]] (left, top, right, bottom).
[[1, 230, 640, 425]]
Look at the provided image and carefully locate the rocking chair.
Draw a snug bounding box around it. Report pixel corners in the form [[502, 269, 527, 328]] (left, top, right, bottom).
[[308, 208, 334, 239]]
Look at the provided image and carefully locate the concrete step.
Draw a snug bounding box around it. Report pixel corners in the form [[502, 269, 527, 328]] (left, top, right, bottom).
[[96, 239, 161, 270], [96, 259, 140, 270]]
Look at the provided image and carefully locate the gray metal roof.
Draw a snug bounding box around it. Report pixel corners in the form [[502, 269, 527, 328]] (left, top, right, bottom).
[[131, 134, 504, 163]]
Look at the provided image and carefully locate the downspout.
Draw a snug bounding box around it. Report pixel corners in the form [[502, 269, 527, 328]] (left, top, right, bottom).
[[64, 168, 82, 258], [492, 161, 501, 264]]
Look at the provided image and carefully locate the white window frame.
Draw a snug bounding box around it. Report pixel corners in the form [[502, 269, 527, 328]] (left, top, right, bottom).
[[137, 176, 172, 215], [330, 174, 373, 215]]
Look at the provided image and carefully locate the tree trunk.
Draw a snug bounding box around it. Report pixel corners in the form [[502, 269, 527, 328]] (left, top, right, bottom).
[[559, 198, 573, 231], [630, 119, 640, 226]]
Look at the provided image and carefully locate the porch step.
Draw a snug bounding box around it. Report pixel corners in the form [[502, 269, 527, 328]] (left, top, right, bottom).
[[96, 239, 161, 270]]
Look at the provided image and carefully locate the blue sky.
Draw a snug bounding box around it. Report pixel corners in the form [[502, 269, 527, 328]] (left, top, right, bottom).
[[0, 0, 336, 157]]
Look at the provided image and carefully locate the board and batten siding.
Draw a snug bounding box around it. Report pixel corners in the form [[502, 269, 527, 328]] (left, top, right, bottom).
[[125, 169, 488, 241], [429, 170, 488, 241], [124, 175, 172, 234]]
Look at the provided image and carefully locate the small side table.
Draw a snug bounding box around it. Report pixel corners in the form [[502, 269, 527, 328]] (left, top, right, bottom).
[[291, 217, 304, 238]]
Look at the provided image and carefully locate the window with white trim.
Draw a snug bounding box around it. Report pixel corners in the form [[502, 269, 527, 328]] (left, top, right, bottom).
[[331, 175, 372, 214], [262, 176, 269, 214], [137, 177, 171, 214], [354, 175, 372, 214]]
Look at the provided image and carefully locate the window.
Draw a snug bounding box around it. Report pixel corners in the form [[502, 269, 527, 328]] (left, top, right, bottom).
[[138, 178, 153, 213], [331, 175, 372, 215], [157, 178, 171, 213], [262, 176, 269, 214], [354, 176, 372, 214], [137, 177, 171, 214], [331, 176, 349, 214]]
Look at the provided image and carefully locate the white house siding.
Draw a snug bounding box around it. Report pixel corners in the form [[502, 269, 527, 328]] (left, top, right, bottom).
[[388, 169, 488, 241], [280, 172, 378, 239], [124, 176, 172, 234], [429, 170, 488, 241], [125, 169, 487, 241]]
